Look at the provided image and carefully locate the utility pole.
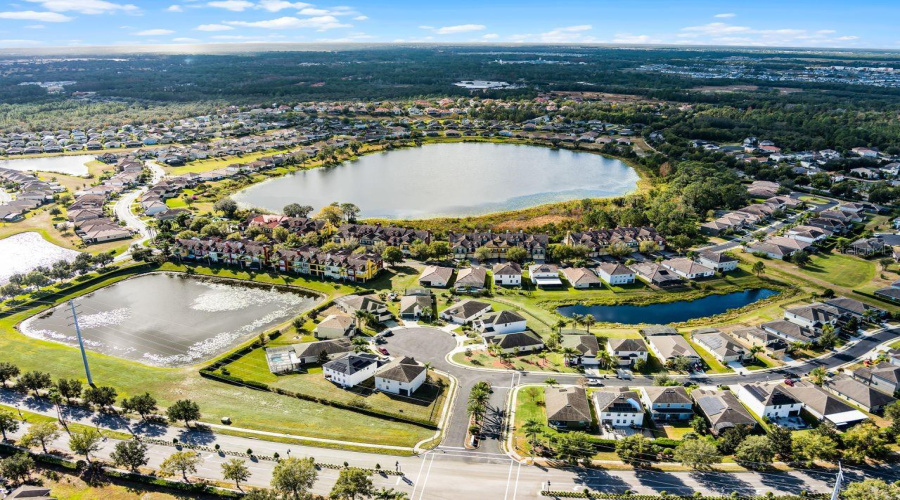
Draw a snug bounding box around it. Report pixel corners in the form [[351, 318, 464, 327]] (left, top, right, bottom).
[[68, 300, 94, 387], [830, 461, 843, 500]]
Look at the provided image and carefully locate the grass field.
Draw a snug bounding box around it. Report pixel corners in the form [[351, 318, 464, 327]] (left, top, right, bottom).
[[798, 253, 875, 288], [0, 266, 433, 448]]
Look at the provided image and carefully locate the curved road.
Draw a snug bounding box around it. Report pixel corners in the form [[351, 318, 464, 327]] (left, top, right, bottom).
[[113, 161, 165, 262]]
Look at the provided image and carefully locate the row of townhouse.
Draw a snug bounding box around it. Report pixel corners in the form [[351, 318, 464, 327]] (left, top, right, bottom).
[[173, 237, 383, 283], [562, 226, 666, 257], [0, 168, 63, 221], [701, 195, 801, 236]]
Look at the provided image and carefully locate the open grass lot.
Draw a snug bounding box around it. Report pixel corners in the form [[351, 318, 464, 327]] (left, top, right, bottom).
[[797, 195, 830, 204], [798, 252, 875, 288], [452, 349, 585, 374], [0, 266, 434, 448], [221, 347, 449, 424]]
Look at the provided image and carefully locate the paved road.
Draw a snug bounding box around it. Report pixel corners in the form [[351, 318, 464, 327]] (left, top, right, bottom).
[[112, 161, 165, 262], [0, 187, 10, 205]]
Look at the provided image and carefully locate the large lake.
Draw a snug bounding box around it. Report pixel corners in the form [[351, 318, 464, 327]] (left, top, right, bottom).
[[0, 232, 81, 285], [0, 155, 93, 177], [233, 143, 640, 219], [557, 289, 779, 325], [20, 273, 319, 367]]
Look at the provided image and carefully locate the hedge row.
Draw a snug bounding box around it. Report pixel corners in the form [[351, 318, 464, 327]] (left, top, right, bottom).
[[201, 330, 283, 373], [198, 368, 438, 429], [0, 442, 240, 498], [541, 491, 828, 499]]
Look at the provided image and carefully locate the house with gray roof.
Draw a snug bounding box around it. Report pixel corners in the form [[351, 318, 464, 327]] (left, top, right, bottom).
[[474, 310, 527, 334], [696, 251, 739, 272], [853, 362, 900, 396], [375, 356, 427, 396], [561, 267, 602, 289], [640, 386, 693, 422], [592, 389, 644, 428], [454, 267, 487, 293], [440, 299, 492, 324], [484, 330, 544, 354], [323, 352, 381, 388], [691, 389, 757, 435], [545, 386, 592, 430], [691, 328, 749, 363], [596, 262, 635, 285], [783, 381, 868, 428], [419, 265, 454, 288], [731, 326, 788, 359], [645, 333, 700, 365], [561, 335, 601, 366], [825, 374, 897, 413], [606, 337, 648, 367]]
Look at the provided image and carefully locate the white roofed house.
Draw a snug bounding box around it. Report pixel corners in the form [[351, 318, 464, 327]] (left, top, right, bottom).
[[492, 262, 522, 287], [375, 356, 427, 397], [736, 384, 802, 421], [313, 314, 356, 339], [661, 258, 715, 280], [440, 299, 492, 324], [596, 262, 635, 285], [561, 267, 602, 289], [593, 389, 645, 428], [474, 310, 527, 335], [528, 264, 562, 288], [335, 294, 393, 324], [419, 265, 454, 288], [454, 267, 487, 293], [606, 338, 649, 367], [691, 328, 750, 364], [696, 251, 739, 273]]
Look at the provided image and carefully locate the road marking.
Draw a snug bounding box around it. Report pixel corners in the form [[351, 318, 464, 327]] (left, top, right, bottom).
[[409, 452, 430, 499], [417, 453, 436, 500], [503, 451, 516, 500], [396, 475, 402, 485], [511, 460, 522, 500]]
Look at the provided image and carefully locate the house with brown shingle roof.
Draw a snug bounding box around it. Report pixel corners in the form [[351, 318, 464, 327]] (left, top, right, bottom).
[[545, 386, 591, 430]]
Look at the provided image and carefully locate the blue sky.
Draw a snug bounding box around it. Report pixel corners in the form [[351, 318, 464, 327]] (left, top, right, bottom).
[[0, 0, 899, 50]]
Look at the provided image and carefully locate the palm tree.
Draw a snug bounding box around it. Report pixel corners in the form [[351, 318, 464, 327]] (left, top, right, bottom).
[[561, 347, 579, 364], [752, 261, 766, 277], [467, 399, 487, 421], [521, 418, 544, 449], [354, 309, 367, 331], [597, 349, 614, 370], [570, 313, 584, 331], [749, 345, 763, 359], [374, 488, 408, 500], [555, 319, 568, 334], [582, 314, 596, 333], [468, 387, 490, 408]]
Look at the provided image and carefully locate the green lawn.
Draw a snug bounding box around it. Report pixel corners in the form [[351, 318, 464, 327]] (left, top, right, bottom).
[[222, 347, 449, 424], [0, 266, 434, 448], [798, 253, 875, 288], [452, 349, 584, 374], [798, 195, 830, 204]]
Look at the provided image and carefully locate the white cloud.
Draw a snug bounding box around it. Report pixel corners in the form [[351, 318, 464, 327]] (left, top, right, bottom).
[[24, 24, 46, 29], [509, 25, 594, 43], [0, 39, 42, 47], [677, 22, 860, 47], [837, 35, 859, 40], [136, 28, 175, 35], [0, 10, 72, 22], [714, 13, 736, 18], [258, 1, 310, 11], [422, 24, 486, 35], [353, 15, 367, 21], [172, 37, 200, 42], [227, 15, 350, 30], [26, 0, 139, 15], [481, 33, 499, 40], [167, 5, 183, 12], [612, 33, 660, 44], [207, 0, 254, 11], [196, 23, 233, 31]]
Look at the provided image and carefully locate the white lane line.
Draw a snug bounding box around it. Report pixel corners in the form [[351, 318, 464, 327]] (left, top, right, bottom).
[[503, 451, 516, 500], [396, 475, 402, 485], [410, 452, 430, 499], [511, 461, 522, 500], [417, 454, 436, 500]]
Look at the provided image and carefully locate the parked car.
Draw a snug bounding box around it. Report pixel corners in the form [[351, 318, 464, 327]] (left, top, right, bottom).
[[378, 347, 389, 355]]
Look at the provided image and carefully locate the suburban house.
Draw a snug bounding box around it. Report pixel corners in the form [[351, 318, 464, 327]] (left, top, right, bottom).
[[639, 386, 694, 422], [786, 225, 832, 244], [561, 267, 602, 289], [399, 294, 434, 320], [783, 303, 841, 333], [375, 356, 427, 396], [561, 335, 601, 366], [596, 262, 635, 285], [335, 294, 393, 324], [529, 264, 562, 288], [323, 353, 381, 388], [592, 389, 645, 428], [440, 300, 492, 324], [875, 285, 900, 303], [606, 338, 649, 367], [761, 319, 817, 344], [419, 265, 454, 288], [629, 262, 682, 287], [731, 326, 788, 359], [563, 227, 665, 257], [696, 251, 739, 272], [492, 262, 522, 287], [454, 267, 487, 293], [448, 231, 548, 262], [691, 328, 750, 363], [644, 333, 701, 365], [824, 296, 886, 322], [852, 362, 900, 396], [825, 374, 897, 413], [313, 314, 356, 339], [545, 386, 592, 430], [291, 338, 353, 366], [474, 310, 527, 335], [484, 330, 544, 354], [691, 389, 757, 435], [736, 384, 803, 421], [662, 258, 715, 279], [783, 381, 868, 428]]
